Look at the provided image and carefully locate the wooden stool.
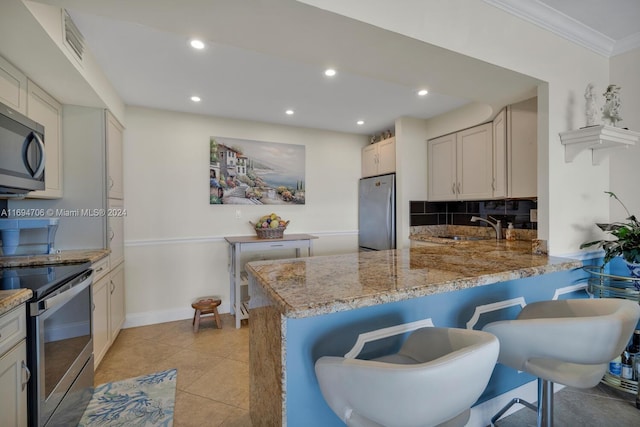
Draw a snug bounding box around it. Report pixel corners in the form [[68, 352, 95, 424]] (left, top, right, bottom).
[[191, 296, 222, 332]]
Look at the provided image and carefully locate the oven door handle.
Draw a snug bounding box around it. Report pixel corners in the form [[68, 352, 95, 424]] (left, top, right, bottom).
[[31, 271, 93, 315]]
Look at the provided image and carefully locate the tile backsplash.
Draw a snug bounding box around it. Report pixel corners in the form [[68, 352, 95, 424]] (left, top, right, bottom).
[[410, 199, 538, 229]]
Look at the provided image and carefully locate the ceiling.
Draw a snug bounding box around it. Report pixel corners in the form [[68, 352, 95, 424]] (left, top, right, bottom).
[[29, 0, 640, 136]]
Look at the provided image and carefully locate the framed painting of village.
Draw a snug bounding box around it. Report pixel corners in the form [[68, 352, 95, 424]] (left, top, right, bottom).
[[209, 136, 306, 205]]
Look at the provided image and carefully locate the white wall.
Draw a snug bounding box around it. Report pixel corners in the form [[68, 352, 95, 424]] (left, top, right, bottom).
[[20, 1, 126, 123], [394, 116, 429, 247], [123, 106, 367, 326], [300, 0, 612, 256], [609, 48, 640, 222]]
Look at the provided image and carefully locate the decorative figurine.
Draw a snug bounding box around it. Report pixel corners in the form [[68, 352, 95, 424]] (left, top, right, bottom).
[[584, 83, 599, 127], [602, 84, 622, 127]]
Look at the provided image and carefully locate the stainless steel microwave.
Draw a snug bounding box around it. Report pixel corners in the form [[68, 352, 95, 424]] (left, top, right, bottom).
[[0, 100, 45, 195]]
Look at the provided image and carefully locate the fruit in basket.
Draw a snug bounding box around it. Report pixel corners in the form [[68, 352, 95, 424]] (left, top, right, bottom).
[[255, 213, 288, 229]]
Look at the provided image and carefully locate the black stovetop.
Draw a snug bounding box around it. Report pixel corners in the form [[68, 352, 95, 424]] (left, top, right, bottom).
[[0, 262, 91, 300]]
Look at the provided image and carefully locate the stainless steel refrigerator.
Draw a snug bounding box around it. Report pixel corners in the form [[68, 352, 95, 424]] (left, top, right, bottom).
[[358, 173, 396, 251]]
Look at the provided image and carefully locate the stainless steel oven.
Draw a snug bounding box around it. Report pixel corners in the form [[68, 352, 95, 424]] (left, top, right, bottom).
[[1, 262, 94, 427]]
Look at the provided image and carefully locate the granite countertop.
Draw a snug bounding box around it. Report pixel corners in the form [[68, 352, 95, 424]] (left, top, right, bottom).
[[0, 289, 32, 316], [245, 239, 581, 319], [0, 249, 109, 268]]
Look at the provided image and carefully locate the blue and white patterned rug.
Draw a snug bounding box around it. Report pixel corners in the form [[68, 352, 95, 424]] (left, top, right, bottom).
[[78, 368, 177, 427]]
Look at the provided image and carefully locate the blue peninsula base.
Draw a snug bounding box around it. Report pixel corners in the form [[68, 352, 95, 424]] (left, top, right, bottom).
[[249, 266, 589, 427]]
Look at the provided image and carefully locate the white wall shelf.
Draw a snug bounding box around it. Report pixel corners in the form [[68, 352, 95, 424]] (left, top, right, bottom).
[[560, 125, 639, 165]]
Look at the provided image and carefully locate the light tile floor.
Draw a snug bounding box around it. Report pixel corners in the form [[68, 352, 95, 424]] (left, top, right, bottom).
[[97, 316, 640, 427], [496, 382, 639, 427], [94, 314, 252, 427]]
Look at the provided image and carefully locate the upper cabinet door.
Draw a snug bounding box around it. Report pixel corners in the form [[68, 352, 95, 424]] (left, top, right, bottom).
[[27, 80, 63, 199], [0, 55, 27, 114], [106, 111, 124, 200], [428, 133, 457, 201], [362, 137, 396, 178], [362, 144, 378, 178], [376, 137, 396, 175], [457, 123, 493, 200]]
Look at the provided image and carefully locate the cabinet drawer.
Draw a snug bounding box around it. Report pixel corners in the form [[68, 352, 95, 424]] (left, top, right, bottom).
[[238, 240, 311, 252], [0, 305, 26, 356], [92, 257, 110, 282]]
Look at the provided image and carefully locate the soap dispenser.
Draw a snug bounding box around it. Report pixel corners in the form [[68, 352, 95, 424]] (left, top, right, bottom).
[[505, 222, 516, 241]]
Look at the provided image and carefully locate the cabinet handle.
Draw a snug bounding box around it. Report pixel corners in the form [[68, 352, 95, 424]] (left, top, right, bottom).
[[492, 178, 496, 191], [451, 183, 456, 194], [22, 361, 31, 391], [109, 229, 115, 241], [108, 176, 114, 189], [110, 280, 115, 294], [456, 182, 461, 194]]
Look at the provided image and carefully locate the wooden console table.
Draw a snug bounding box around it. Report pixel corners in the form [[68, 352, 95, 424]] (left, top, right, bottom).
[[225, 234, 317, 328]]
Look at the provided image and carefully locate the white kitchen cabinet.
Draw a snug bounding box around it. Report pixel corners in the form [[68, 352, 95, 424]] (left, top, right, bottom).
[[362, 137, 395, 177], [92, 256, 125, 369], [428, 123, 493, 201], [0, 55, 27, 114], [92, 271, 110, 368], [106, 111, 124, 200], [0, 305, 28, 427], [427, 133, 457, 201], [109, 262, 125, 342], [107, 199, 124, 267], [507, 97, 537, 198], [26, 80, 63, 199]]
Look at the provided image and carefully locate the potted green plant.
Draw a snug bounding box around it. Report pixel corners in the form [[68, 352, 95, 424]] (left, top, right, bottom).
[[580, 191, 640, 278]]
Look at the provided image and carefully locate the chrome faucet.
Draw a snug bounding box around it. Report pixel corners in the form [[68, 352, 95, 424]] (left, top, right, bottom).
[[471, 216, 502, 240]]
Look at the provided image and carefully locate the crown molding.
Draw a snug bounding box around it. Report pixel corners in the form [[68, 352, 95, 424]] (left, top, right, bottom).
[[483, 0, 640, 57], [613, 32, 640, 56]]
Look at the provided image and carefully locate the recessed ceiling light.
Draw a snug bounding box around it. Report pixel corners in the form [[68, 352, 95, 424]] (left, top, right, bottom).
[[190, 39, 205, 49], [417, 89, 429, 96], [357, 120, 364, 125], [324, 68, 337, 77], [191, 96, 201, 102], [285, 109, 294, 115]]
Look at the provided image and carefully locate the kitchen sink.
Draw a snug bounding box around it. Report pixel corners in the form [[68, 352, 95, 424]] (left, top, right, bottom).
[[438, 235, 492, 241]]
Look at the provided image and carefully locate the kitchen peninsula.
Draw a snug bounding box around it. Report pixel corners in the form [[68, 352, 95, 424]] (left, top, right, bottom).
[[246, 239, 584, 426]]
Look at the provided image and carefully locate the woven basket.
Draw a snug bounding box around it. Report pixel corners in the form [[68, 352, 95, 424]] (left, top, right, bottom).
[[255, 226, 286, 239], [250, 221, 288, 239]]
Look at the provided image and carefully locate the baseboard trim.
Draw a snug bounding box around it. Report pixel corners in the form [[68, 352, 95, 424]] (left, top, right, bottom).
[[123, 302, 232, 328]]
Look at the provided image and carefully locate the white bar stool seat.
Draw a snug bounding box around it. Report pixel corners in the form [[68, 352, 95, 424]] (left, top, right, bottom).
[[315, 326, 499, 427], [483, 298, 640, 427]]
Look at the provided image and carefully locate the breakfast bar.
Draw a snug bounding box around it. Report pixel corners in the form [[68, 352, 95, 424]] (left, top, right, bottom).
[[245, 239, 584, 426]]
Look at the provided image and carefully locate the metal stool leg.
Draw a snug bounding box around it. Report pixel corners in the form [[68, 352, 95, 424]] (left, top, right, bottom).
[[537, 379, 554, 427], [490, 396, 537, 426]]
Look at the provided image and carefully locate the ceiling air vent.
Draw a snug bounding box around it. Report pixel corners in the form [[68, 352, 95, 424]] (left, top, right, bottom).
[[63, 10, 85, 63]]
